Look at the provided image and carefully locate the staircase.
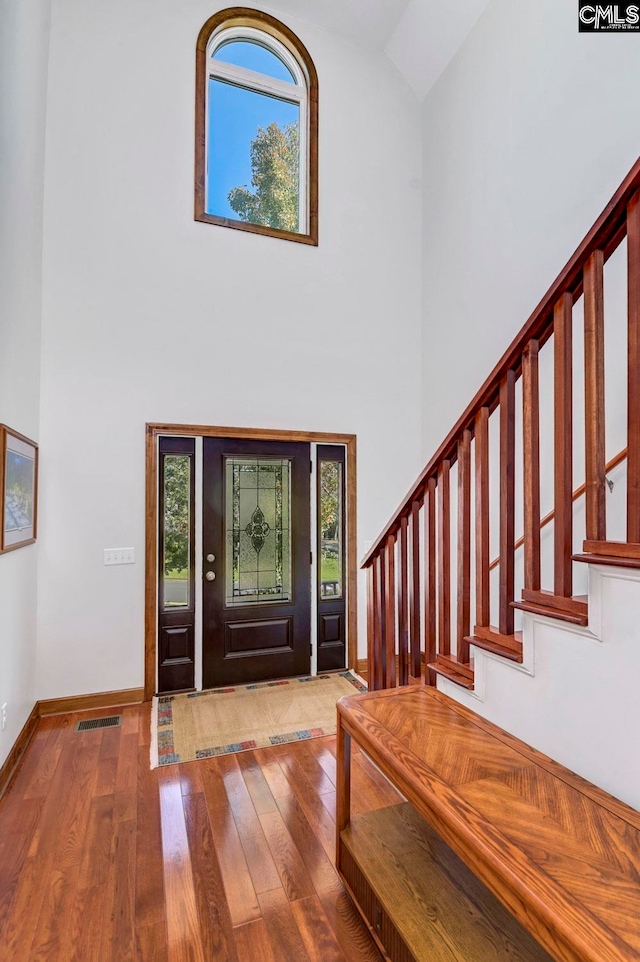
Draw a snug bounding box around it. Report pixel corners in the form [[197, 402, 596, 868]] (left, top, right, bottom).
[[363, 157, 640, 709]]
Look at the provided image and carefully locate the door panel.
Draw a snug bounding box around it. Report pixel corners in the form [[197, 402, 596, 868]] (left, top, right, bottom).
[[225, 618, 292, 653], [203, 437, 311, 687]]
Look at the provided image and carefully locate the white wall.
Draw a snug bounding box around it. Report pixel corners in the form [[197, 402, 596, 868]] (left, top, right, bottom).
[[37, 0, 423, 698], [0, 0, 51, 764], [420, 0, 640, 459]]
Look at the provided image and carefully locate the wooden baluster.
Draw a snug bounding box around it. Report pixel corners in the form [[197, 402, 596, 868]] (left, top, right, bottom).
[[398, 516, 409, 686], [376, 549, 386, 690], [425, 478, 437, 685], [438, 461, 451, 657], [554, 293, 573, 598], [457, 430, 471, 664], [523, 340, 541, 591], [584, 251, 606, 543], [474, 407, 490, 629], [499, 372, 516, 636], [409, 500, 422, 679], [366, 563, 375, 687], [628, 190, 640, 543], [384, 533, 397, 688]]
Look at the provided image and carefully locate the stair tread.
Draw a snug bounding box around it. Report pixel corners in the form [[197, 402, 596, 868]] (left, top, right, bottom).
[[428, 661, 475, 691], [435, 653, 474, 680], [512, 599, 588, 627], [574, 552, 640, 570], [466, 634, 523, 663]]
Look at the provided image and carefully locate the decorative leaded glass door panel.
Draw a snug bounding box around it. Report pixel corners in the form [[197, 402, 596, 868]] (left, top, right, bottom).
[[202, 438, 311, 687]]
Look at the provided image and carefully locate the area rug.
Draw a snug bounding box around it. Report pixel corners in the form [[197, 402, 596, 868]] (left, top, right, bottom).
[[150, 670, 367, 768]]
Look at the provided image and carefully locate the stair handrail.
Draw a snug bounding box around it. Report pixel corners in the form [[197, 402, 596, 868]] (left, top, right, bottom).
[[362, 158, 640, 571], [363, 155, 640, 691], [488, 447, 628, 572]]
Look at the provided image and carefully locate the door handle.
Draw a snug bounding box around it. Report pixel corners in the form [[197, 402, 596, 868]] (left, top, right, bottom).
[[205, 571, 216, 581]]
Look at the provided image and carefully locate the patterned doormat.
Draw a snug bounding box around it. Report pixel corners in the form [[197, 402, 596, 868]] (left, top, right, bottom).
[[150, 670, 366, 768]]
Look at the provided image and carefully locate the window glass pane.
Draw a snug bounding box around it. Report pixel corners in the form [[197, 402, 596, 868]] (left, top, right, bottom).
[[320, 461, 343, 599], [207, 79, 300, 232], [214, 40, 295, 83], [163, 455, 191, 609], [225, 458, 292, 605]]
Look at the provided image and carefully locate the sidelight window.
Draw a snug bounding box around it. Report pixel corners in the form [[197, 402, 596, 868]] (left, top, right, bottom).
[[160, 445, 195, 610], [319, 459, 345, 599]]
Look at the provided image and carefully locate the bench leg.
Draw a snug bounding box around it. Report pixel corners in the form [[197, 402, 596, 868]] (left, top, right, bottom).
[[336, 714, 351, 848]]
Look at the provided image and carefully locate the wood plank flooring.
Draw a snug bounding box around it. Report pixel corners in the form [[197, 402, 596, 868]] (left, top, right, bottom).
[[0, 703, 400, 961]]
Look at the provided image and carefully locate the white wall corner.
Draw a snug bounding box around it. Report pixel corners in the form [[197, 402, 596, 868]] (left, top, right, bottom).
[[384, 0, 492, 101]]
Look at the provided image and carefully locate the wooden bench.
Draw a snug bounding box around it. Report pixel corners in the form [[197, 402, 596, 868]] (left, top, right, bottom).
[[336, 685, 640, 962]]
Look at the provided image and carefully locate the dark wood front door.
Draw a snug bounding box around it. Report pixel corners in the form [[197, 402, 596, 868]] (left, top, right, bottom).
[[202, 437, 311, 687]]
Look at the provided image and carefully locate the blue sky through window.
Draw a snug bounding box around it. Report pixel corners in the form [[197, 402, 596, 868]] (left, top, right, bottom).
[[207, 79, 299, 221], [213, 41, 295, 83]]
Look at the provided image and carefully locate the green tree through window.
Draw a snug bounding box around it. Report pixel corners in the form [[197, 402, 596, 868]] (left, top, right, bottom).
[[320, 461, 342, 596], [164, 456, 190, 576], [228, 122, 299, 232]]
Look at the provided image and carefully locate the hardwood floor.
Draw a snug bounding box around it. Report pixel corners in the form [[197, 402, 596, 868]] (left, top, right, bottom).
[[0, 703, 400, 961]]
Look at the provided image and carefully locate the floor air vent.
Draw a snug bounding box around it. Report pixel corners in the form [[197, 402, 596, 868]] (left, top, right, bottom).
[[75, 715, 122, 732]]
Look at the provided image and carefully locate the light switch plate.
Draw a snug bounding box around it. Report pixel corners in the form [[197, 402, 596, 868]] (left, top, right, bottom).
[[104, 548, 135, 566]]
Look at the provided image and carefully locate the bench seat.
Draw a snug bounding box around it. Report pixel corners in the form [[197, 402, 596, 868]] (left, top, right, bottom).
[[336, 685, 640, 962]]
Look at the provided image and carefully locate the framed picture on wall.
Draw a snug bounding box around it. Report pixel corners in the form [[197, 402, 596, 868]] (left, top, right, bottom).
[[0, 425, 38, 553]]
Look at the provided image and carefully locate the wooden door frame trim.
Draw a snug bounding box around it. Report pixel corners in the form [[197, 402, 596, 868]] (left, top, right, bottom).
[[145, 423, 357, 701]]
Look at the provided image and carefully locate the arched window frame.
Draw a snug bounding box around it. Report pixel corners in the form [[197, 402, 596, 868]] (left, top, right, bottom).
[[195, 8, 319, 246]]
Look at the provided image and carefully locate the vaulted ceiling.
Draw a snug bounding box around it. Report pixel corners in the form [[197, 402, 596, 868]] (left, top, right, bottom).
[[268, 0, 493, 100], [385, 0, 493, 99], [265, 0, 411, 50]]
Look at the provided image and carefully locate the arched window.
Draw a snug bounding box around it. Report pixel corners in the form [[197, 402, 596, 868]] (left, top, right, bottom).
[[195, 9, 318, 245]]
